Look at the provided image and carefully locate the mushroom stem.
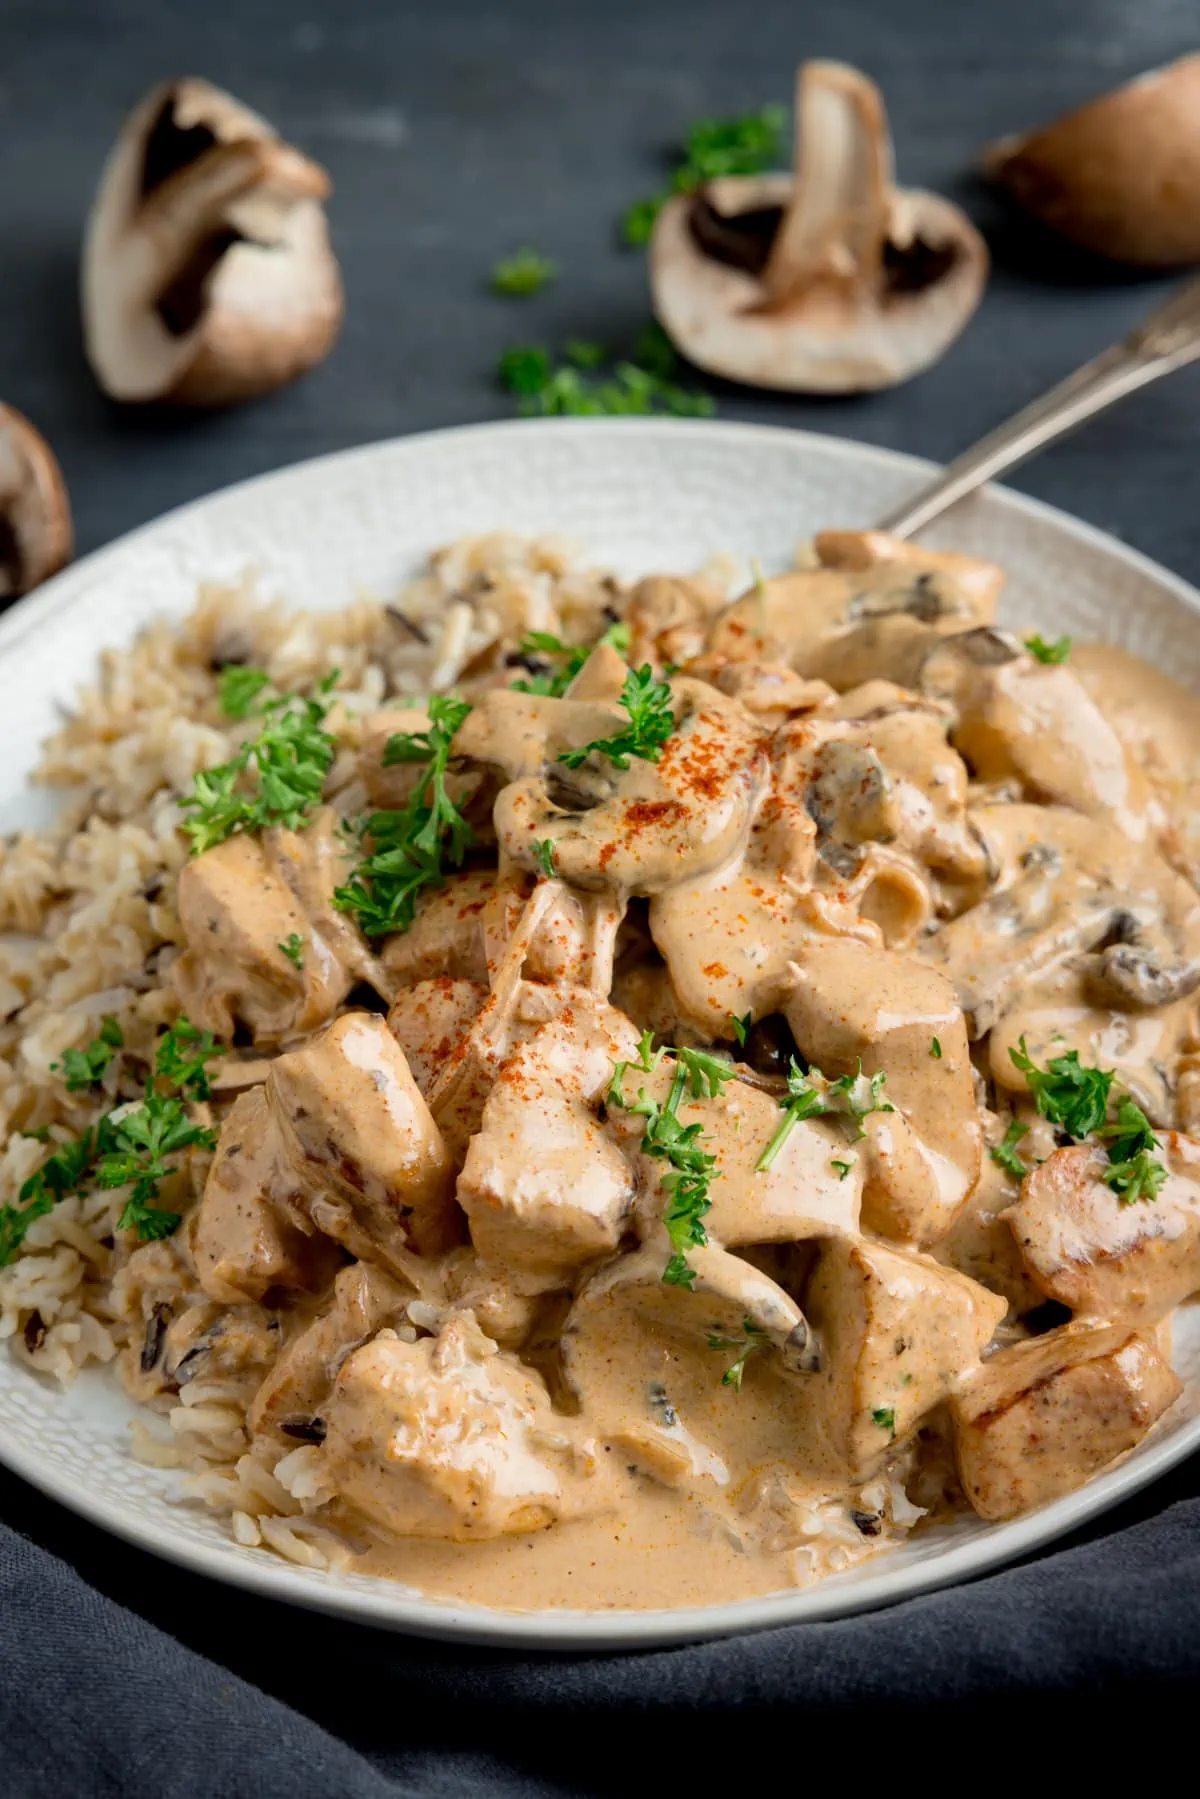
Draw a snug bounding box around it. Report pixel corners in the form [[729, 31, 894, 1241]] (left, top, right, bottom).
[[761, 61, 891, 309]]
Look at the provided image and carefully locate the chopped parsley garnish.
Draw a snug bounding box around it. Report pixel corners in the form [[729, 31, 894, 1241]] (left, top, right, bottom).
[[334, 695, 474, 937], [872, 1406, 897, 1437], [497, 338, 714, 418], [1100, 1096, 1167, 1205], [52, 1017, 123, 1092], [622, 104, 787, 245], [511, 621, 631, 697], [731, 1011, 752, 1048], [756, 1059, 893, 1172], [96, 1091, 216, 1240], [218, 665, 272, 719], [279, 932, 305, 969], [707, 1317, 767, 1391], [181, 675, 339, 855], [1, 1014, 223, 1264], [1009, 1039, 1167, 1203], [0, 1132, 97, 1266], [930, 1036, 942, 1060], [831, 1158, 855, 1181], [490, 247, 557, 297], [533, 839, 557, 880], [558, 664, 676, 770], [155, 1017, 224, 1101], [1009, 1037, 1114, 1140], [1025, 634, 1072, 665], [608, 1034, 729, 1289], [990, 1117, 1029, 1181]]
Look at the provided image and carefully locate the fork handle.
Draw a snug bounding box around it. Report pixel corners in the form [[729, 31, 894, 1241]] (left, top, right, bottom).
[[877, 281, 1200, 540]]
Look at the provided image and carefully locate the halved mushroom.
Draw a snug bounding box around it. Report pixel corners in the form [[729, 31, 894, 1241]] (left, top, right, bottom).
[[983, 55, 1200, 268], [83, 78, 343, 405], [0, 404, 72, 598], [650, 61, 987, 393]]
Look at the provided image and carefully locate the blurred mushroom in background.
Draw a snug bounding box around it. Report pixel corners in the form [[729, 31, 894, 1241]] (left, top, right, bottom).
[[0, 404, 72, 600], [83, 78, 344, 406], [983, 55, 1200, 269], [650, 60, 988, 394]]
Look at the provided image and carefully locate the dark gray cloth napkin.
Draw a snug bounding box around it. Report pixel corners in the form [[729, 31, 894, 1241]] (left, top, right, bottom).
[[4, 1453, 1200, 1799]]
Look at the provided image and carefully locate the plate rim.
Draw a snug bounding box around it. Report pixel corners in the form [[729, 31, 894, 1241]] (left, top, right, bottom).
[[3, 412, 1199, 1650]]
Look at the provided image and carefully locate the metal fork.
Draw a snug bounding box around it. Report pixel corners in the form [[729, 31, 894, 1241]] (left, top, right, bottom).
[[877, 274, 1200, 540]]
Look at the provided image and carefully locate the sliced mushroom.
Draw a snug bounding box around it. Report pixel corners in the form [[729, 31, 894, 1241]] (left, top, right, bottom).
[[1080, 909, 1200, 1011], [83, 78, 343, 404], [650, 61, 987, 393], [983, 55, 1200, 267], [0, 405, 72, 598]]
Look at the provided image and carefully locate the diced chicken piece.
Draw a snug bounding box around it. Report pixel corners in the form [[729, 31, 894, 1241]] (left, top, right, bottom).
[[1009, 1137, 1200, 1322], [380, 869, 596, 989], [173, 810, 380, 1045], [923, 634, 1157, 842], [249, 1261, 414, 1439], [386, 977, 488, 1094], [806, 1237, 1005, 1480], [191, 1087, 336, 1305], [268, 1011, 460, 1265], [605, 1056, 861, 1248], [456, 999, 640, 1292], [932, 1125, 1043, 1315], [784, 940, 982, 1244], [357, 705, 438, 809], [952, 1324, 1181, 1519], [321, 1314, 577, 1540]]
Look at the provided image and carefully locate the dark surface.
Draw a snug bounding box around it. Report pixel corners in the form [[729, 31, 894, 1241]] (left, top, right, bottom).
[[2, 0, 1200, 1792]]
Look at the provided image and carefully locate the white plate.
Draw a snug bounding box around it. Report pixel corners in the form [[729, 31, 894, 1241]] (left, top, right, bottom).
[[3, 417, 1200, 1650]]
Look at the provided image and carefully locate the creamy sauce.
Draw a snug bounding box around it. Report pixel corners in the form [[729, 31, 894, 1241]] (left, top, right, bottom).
[[146, 534, 1200, 1608]]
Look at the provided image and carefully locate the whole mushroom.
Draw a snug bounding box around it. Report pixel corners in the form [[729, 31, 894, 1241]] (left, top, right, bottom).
[[83, 78, 344, 405], [650, 60, 988, 393], [0, 405, 72, 600], [983, 56, 1200, 268]]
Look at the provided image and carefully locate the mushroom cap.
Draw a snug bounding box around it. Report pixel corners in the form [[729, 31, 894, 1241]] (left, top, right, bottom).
[[652, 174, 987, 393], [83, 78, 344, 406], [0, 404, 73, 600], [983, 55, 1200, 268], [650, 61, 987, 395]]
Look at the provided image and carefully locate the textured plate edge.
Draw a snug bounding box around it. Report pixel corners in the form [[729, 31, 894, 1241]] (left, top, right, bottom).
[[1, 414, 1198, 1648]]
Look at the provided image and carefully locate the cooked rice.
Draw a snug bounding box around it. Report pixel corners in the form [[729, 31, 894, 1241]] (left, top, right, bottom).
[[0, 532, 915, 1585]]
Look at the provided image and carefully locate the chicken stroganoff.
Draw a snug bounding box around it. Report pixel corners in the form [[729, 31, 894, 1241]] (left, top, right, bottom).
[[3, 527, 1200, 1611]]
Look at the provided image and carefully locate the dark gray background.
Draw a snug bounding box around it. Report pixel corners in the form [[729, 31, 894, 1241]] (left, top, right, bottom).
[[3, 0, 1200, 1790]]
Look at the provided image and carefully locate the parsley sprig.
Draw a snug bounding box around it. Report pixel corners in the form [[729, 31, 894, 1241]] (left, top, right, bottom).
[[334, 695, 474, 937], [1009, 1038, 1113, 1139], [511, 621, 631, 697], [622, 104, 787, 245], [608, 1035, 736, 1288], [52, 1018, 123, 1092], [990, 1116, 1030, 1181], [1009, 1037, 1167, 1204], [279, 932, 305, 969], [0, 1015, 224, 1265], [498, 331, 714, 418], [558, 665, 676, 770], [96, 1092, 216, 1240], [756, 1059, 893, 1173], [218, 665, 272, 719], [1025, 634, 1072, 665], [707, 1317, 767, 1391], [182, 675, 339, 855], [1100, 1096, 1168, 1204], [490, 248, 557, 296]]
